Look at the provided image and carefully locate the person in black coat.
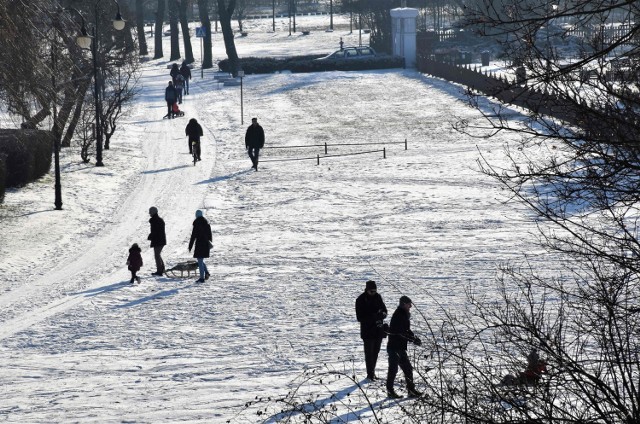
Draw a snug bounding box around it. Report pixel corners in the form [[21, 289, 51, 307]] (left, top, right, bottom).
[[355, 280, 387, 381], [170, 63, 180, 84], [164, 81, 178, 118], [386, 296, 422, 399], [179, 61, 191, 95], [148, 206, 167, 276], [185, 118, 204, 158], [244, 117, 265, 171], [188, 209, 212, 283]]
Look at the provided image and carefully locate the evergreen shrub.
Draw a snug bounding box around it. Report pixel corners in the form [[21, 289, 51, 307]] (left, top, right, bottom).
[[0, 129, 52, 191], [218, 54, 405, 74]]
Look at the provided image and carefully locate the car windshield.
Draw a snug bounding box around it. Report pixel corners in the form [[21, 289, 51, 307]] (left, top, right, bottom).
[[329, 51, 345, 59]]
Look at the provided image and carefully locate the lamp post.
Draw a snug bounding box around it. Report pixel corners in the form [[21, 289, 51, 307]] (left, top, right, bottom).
[[238, 69, 245, 125], [71, 0, 125, 167]]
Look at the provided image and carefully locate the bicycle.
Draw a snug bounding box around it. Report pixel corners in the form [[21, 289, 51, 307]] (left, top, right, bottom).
[[191, 140, 199, 166]]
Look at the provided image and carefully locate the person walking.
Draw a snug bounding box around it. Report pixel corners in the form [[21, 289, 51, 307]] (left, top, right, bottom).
[[126, 243, 143, 284], [245, 117, 265, 171], [355, 280, 388, 381], [185, 118, 203, 159], [164, 81, 178, 118], [180, 61, 191, 95], [175, 74, 185, 104], [188, 209, 212, 283], [386, 295, 423, 399], [148, 206, 166, 276], [170, 63, 180, 85]]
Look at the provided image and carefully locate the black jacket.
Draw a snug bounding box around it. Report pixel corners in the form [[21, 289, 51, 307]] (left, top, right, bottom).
[[245, 123, 265, 148], [189, 216, 212, 258], [148, 214, 166, 247], [165, 86, 177, 102], [170, 64, 180, 79], [387, 306, 416, 351], [355, 292, 387, 339], [185, 120, 203, 141], [180, 64, 191, 79]]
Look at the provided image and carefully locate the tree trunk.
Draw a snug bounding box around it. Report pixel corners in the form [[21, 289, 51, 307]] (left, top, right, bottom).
[[217, 0, 239, 75], [153, 0, 165, 59], [62, 79, 90, 149], [197, 0, 213, 69], [136, 0, 148, 55], [177, 0, 194, 63], [169, 0, 181, 61]]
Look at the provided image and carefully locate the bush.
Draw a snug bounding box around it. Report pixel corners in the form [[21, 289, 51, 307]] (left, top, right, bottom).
[[217, 54, 405, 74], [0, 129, 52, 190]]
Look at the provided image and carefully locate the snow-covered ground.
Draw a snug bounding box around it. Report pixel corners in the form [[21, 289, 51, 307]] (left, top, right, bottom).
[[0, 14, 549, 423]]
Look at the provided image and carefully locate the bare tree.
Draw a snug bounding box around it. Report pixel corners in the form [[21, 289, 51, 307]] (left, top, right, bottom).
[[177, 0, 195, 63], [153, 0, 165, 58], [217, 0, 240, 75], [135, 0, 149, 56], [197, 0, 214, 68], [168, 0, 181, 60]]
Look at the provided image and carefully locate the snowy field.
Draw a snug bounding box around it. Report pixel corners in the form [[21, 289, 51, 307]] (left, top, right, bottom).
[[0, 14, 551, 423]]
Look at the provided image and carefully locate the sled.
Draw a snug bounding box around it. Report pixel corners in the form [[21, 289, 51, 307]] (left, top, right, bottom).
[[163, 111, 185, 119], [164, 260, 198, 278]]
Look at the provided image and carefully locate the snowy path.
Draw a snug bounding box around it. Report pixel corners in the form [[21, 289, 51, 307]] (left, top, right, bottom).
[[0, 18, 554, 423]]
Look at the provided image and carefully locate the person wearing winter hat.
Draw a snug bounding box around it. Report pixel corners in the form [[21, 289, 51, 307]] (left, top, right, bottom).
[[188, 209, 212, 282], [148, 206, 166, 276], [386, 295, 423, 399], [355, 280, 388, 381]]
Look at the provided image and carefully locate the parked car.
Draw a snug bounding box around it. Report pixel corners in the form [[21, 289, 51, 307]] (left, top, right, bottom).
[[315, 46, 377, 60]]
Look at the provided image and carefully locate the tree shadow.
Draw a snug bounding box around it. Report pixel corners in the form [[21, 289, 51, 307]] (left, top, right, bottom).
[[142, 164, 192, 174], [195, 168, 252, 185]]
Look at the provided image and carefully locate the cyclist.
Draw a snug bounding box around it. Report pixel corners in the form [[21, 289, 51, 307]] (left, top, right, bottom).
[[185, 118, 203, 161]]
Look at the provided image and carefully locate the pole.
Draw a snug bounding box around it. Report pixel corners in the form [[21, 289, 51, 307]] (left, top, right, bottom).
[[288, 0, 292, 36], [201, 37, 203, 78], [329, 0, 333, 30], [272, 0, 275, 32], [240, 75, 244, 125]]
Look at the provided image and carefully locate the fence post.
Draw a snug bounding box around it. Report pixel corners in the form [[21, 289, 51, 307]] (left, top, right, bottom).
[[317, 154, 320, 165], [405, 138, 407, 150], [325, 142, 328, 154], [383, 148, 386, 159]]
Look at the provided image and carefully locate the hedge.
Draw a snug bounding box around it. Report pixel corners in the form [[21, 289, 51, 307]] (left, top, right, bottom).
[[0, 153, 5, 202], [218, 54, 405, 74], [0, 129, 53, 201]]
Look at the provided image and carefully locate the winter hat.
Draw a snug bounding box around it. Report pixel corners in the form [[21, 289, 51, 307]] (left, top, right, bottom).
[[195, 209, 203, 218], [399, 295, 412, 305], [149, 206, 158, 215], [365, 280, 377, 291]]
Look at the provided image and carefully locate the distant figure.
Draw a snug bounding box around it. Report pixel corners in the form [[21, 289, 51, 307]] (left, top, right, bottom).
[[355, 280, 388, 381], [339, 37, 344, 50], [245, 117, 265, 171], [188, 210, 212, 283], [170, 63, 180, 84], [148, 206, 166, 276], [386, 296, 422, 399], [164, 81, 178, 118], [180, 61, 192, 95], [174, 74, 185, 104], [499, 349, 548, 386], [126, 243, 143, 284], [185, 118, 204, 159]]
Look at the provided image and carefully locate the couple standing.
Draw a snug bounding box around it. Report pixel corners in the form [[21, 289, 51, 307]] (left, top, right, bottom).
[[148, 207, 212, 283], [355, 280, 423, 399]]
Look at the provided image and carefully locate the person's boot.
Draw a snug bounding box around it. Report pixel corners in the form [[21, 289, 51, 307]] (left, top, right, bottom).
[[387, 388, 402, 399], [407, 386, 423, 398]]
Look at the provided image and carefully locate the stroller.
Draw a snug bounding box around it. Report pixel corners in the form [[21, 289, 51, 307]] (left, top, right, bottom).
[[172, 102, 185, 118]]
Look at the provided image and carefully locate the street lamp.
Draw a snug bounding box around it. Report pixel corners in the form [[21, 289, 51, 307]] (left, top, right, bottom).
[[69, 1, 125, 167], [238, 70, 245, 125]]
